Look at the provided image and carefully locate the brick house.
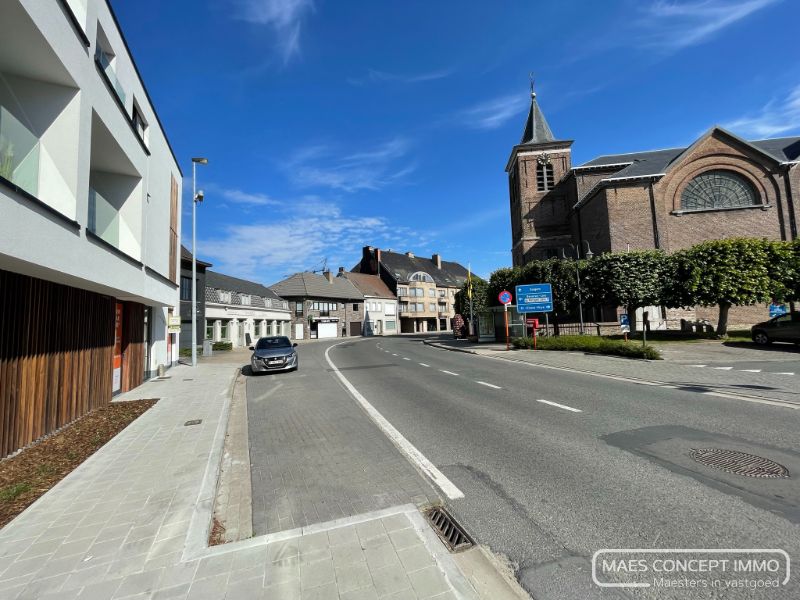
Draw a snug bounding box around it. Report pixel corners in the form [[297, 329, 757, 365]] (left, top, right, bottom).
[[270, 271, 364, 340], [507, 90, 800, 329]]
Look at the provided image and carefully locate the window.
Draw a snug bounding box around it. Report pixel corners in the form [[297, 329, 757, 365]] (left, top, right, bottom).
[[536, 156, 554, 191], [180, 276, 192, 301], [410, 272, 434, 283], [218, 290, 232, 303], [400, 302, 409, 312], [132, 103, 148, 146], [397, 286, 408, 297], [294, 301, 304, 315], [169, 176, 179, 282], [220, 321, 228, 340], [438, 290, 445, 297], [376, 302, 382, 311], [680, 170, 758, 211], [416, 303, 424, 312], [205, 320, 213, 340], [240, 295, 251, 306], [352, 303, 359, 311], [429, 303, 436, 312], [386, 320, 396, 330], [256, 336, 292, 349], [428, 289, 435, 297]]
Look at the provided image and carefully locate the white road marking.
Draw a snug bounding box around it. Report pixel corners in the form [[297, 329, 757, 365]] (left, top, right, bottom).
[[739, 369, 762, 373], [701, 391, 799, 408], [419, 363, 430, 367], [325, 342, 464, 499], [440, 370, 459, 376], [536, 399, 582, 413], [775, 372, 795, 376], [476, 381, 501, 389], [392, 353, 398, 356], [402, 357, 411, 361], [687, 365, 707, 368], [713, 366, 733, 370]]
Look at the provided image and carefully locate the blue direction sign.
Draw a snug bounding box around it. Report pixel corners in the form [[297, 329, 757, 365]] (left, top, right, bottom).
[[515, 283, 553, 313], [769, 303, 788, 318]]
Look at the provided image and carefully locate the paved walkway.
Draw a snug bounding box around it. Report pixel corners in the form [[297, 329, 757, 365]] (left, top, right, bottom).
[[425, 338, 800, 407], [0, 352, 511, 600]]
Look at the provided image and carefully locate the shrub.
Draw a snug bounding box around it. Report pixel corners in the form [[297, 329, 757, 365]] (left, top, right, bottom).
[[511, 335, 661, 360], [211, 341, 233, 351]]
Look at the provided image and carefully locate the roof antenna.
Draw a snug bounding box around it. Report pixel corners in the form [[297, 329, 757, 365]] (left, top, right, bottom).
[[529, 72, 536, 99]]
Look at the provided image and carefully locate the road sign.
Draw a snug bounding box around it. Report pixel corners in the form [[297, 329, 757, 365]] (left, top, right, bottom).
[[498, 290, 513, 305], [515, 283, 553, 313], [769, 303, 788, 318], [619, 313, 630, 333]]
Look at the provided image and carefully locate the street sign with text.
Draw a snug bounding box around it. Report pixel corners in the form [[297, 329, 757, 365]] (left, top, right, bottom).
[[515, 283, 553, 313]]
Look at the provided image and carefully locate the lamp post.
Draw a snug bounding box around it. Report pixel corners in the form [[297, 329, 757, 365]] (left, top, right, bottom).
[[191, 157, 208, 368], [561, 241, 593, 335]]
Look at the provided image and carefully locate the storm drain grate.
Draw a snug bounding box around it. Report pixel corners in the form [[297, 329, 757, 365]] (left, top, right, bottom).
[[184, 419, 202, 427], [424, 507, 474, 552], [690, 448, 789, 479]]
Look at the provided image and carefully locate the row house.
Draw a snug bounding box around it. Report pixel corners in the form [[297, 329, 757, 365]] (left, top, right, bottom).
[[337, 269, 398, 336], [204, 271, 292, 348], [353, 247, 469, 334], [0, 0, 183, 457]]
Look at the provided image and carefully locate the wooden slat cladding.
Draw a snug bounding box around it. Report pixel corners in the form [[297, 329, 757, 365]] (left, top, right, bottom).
[[169, 175, 179, 282], [0, 270, 115, 458], [121, 301, 144, 393]]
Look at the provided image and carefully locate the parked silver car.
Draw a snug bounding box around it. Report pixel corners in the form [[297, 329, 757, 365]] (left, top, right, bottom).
[[249, 336, 299, 373]]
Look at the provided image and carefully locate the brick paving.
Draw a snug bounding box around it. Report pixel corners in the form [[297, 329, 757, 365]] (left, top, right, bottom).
[[0, 349, 479, 599], [247, 348, 440, 535]]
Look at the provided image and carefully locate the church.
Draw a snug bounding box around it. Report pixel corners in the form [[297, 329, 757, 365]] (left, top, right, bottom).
[[506, 90, 800, 328]]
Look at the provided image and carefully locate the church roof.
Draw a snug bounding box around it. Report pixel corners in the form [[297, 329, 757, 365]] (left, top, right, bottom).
[[520, 93, 555, 145]]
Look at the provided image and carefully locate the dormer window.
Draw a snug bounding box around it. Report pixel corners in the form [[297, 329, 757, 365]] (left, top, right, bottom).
[[219, 290, 231, 303], [240, 294, 251, 306], [409, 272, 434, 283], [536, 154, 554, 191]]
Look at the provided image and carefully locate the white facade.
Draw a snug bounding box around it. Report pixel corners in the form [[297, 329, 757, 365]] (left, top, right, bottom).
[[362, 296, 398, 336], [206, 295, 292, 348], [0, 0, 183, 376]]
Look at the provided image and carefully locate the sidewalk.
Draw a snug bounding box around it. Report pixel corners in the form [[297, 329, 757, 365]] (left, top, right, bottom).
[[0, 352, 523, 599], [424, 338, 800, 407]]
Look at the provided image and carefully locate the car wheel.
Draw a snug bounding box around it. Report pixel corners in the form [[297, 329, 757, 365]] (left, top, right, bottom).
[[752, 331, 770, 345]]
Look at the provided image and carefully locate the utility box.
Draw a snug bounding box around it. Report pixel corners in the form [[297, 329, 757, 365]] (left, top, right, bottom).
[[203, 339, 213, 357]]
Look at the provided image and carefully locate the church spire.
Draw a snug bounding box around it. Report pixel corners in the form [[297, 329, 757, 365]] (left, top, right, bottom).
[[520, 81, 555, 145]]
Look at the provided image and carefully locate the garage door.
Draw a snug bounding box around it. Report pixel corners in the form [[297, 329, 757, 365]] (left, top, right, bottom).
[[349, 321, 362, 336], [318, 322, 338, 339]]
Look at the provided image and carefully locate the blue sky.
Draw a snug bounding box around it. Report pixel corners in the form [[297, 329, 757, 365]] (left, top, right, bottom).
[[113, 0, 800, 284]]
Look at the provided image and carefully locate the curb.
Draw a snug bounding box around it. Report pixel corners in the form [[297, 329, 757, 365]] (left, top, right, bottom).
[[423, 340, 481, 355]]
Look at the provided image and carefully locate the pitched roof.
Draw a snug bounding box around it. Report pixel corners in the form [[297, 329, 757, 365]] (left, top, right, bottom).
[[376, 251, 468, 288], [270, 272, 364, 300], [180, 245, 212, 268], [338, 272, 396, 299], [520, 93, 555, 145], [206, 270, 283, 301]]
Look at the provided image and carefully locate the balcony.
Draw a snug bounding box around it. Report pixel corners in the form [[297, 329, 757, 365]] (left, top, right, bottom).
[[95, 47, 126, 107], [88, 188, 119, 247], [0, 105, 40, 196]]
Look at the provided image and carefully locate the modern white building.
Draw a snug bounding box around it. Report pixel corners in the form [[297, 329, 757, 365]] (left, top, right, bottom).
[[204, 271, 292, 348], [0, 0, 183, 457], [337, 270, 398, 336]]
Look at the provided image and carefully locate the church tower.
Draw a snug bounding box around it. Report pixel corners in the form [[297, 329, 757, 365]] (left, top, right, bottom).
[[506, 88, 573, 266]]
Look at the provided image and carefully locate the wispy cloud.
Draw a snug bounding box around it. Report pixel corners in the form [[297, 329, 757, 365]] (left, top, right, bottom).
[[456, 93, 529, 130], [233, 0, 314, 63], [637, 0, 777, 52], [286, 137, 417, 192], [219, 188, 280, 206], [347, 68, 454, 86], [722, 84, 800, 138]]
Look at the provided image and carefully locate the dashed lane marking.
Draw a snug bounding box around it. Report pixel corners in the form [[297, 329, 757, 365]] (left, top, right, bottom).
[[687, 365, 707, 368], [476, 381, 501, 389], [402, 357, 411, 361], [419, 363, 430, 367], [713, 367, 733, 370], [440, 370, 459, 376], [536, 399, 582, 413], [739, 369, 762, 373], [775, 372, 795, 376]]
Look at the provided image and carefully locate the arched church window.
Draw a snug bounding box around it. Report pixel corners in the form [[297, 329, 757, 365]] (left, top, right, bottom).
[[536, 154, 554, 191], [680, 170, 758, 211]]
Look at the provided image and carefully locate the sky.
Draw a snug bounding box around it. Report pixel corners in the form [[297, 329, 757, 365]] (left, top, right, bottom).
[[112, 0, 800, 285]]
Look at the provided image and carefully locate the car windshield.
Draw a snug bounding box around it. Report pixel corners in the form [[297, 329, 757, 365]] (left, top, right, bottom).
[[255, 336, 292, 349]]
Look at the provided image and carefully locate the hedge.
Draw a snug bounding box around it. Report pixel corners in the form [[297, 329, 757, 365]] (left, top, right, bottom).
[[211, 341, 233, 351], [511, 335, 662, 360]]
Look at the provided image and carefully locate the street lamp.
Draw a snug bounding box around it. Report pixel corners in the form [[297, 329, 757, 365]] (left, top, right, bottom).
[[191, 157, 208, 368], [561, 240, 594, 335]]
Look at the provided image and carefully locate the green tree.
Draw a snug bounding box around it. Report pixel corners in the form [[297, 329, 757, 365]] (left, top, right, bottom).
[[455, 276, 488, 317], [488, 267, 521, 306], [672, 238, 774, 336], [584, 250, 670, 331]]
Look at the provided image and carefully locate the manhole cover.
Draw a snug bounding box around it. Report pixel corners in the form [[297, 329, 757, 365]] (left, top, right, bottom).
[[423, 507, 474, 552], [690, 448, 789, 479]]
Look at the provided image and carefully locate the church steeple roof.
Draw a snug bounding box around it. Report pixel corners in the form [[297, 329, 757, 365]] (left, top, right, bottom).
[[520, 91, 555, 146]]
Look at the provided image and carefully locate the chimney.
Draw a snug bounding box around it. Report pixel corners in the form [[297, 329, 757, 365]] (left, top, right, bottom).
[[361, 246, 381, 274], [405, 251, 415, 258], [324, 270, 333, 283], [338, 266, 345, 274], [432, 253, 442, 269]]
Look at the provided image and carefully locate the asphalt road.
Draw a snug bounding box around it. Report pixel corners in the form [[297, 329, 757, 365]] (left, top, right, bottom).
[[324, 336, 800, 600]]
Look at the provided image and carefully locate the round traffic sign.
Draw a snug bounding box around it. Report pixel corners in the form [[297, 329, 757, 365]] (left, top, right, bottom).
[[498, 290, 513, 305]]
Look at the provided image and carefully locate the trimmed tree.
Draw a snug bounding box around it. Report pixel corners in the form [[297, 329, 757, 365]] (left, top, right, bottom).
[[488, 267, 522, 306], [671, 238, 774, 336], [584, 250, 670, 332], [454, 276, 488, 317]]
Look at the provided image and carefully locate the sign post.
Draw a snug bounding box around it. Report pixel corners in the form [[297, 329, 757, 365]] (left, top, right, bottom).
[[515, 284, 553, 350], [498, 290, 513, 350], [619, 313, 630, 342]]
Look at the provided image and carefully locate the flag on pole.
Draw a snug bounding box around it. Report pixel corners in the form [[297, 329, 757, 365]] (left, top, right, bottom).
[[467, 263, 473, 299]]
